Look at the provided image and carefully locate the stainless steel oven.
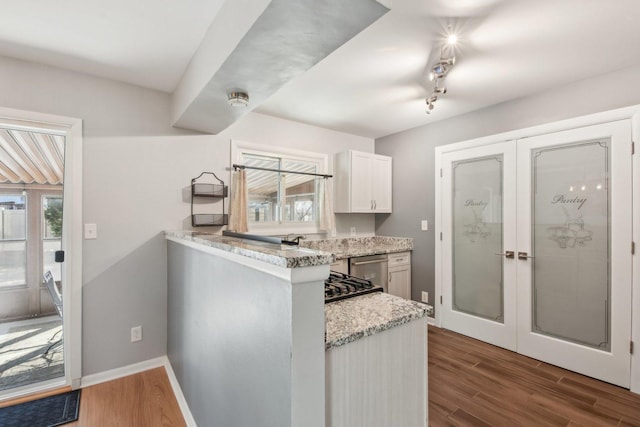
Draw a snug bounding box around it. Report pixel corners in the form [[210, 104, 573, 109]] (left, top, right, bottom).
[[349, 254, 388, 292]]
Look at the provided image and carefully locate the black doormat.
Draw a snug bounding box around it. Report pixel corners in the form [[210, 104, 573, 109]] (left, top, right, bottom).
[[0, 390, 80, 427]]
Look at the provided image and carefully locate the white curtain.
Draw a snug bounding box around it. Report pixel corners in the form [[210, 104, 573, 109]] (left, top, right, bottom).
[[229, 169, 248, 232], [319, 177, 335, 235]]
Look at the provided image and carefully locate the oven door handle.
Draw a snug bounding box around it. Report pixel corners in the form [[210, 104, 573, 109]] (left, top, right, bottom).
[[351, 259, 388, 266]]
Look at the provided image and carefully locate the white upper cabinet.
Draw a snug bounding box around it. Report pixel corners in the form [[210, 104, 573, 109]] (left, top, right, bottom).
[[334, 150, 392, 213]]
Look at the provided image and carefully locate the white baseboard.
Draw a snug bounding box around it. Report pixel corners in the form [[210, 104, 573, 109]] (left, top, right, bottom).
[[80, 356, 196, 426], [80, 356, 166, 388], [163, 358, 197, 426]]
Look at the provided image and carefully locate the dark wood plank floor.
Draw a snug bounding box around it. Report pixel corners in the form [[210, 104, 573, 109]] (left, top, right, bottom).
[[428, 325, 640, 426]]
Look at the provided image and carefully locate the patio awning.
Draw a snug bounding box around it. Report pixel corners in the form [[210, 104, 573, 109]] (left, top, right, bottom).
[[0, 128, 64, 185]]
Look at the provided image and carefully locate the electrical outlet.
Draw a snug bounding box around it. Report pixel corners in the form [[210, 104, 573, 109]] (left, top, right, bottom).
[[131, 325, 142, 342], [350, 227, 356, 236], [421, 291, 429, 303]]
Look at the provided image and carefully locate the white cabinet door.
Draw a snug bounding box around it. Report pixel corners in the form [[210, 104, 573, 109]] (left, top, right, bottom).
[[389, 267, 410, 299], [388, 252, 411, 299], [334, 150, 392, 213], [350, 151, 374, 212], [372, 155, 392, 212]]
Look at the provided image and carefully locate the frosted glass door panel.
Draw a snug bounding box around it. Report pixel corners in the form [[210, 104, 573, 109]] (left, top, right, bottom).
[[452, 156, 503, 322], [531, 140, 610, 350]]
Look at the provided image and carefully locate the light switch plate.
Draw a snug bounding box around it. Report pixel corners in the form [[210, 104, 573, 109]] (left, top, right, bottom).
[[84, 223, 97, 239], [421, 291, 429, 303], [350, 227, 356, 236], [421, 220, 429, 231]]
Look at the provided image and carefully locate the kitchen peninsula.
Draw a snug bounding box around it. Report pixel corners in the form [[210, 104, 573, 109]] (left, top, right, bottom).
[[165, 231, 427, 427]]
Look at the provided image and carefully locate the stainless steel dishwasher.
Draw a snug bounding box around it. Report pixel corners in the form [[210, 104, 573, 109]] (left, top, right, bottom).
[[349, 254, 388, 292]]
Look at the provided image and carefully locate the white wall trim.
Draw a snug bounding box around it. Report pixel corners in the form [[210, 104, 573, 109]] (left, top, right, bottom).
[[631, 110, 640, 395], [163, 359, 197, 427], [80, 356, 167, 388], [434, 105, 640, 157]]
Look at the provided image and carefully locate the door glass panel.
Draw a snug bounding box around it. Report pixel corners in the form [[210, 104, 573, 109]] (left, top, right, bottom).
[[0, 194, 26, 288], [531, 139, 610, 350], [452, 156, 504, 322], [43, 195, 62, 281]]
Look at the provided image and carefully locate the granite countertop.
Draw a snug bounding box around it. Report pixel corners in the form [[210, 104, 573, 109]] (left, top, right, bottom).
[[301, 236, 413, 259], [165, 230, 334, 269], [325, 292, 427, 350]]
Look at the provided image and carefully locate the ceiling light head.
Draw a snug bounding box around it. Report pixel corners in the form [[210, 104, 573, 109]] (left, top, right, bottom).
[[227, 92, 249, 107], [431, 62, 448, 79], [433, 85, 447, 94], [447, 34, 458, 45]]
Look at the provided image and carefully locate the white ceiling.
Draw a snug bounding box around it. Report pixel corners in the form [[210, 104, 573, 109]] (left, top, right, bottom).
[[2, 0, 640, 138]]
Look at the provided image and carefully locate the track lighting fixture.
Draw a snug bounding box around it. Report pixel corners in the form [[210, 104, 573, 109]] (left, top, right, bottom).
[[425, 32, 458, 114]]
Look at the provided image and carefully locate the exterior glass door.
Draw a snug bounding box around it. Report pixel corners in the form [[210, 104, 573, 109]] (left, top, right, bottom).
[[0, 125, 66, 393]]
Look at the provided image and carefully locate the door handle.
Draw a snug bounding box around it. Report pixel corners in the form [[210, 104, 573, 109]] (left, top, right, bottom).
[[494, 251, 515, 259], [518, 251, 534, 260]]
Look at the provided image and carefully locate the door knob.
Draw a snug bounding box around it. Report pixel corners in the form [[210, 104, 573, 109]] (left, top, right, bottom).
[[518, 251, 534, 260], [494, 251, 515, 259]]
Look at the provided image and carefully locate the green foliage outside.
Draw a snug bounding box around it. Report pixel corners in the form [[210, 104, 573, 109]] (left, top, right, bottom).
[[44, 198, 63, 237]]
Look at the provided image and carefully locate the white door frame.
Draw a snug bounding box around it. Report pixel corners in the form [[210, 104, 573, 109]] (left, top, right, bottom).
[[0, 107, 83, 399], [435, 104, 640, 393]]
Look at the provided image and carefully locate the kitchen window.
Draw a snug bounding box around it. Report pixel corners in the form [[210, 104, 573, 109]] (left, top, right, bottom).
[[232, 141, 328, 234]]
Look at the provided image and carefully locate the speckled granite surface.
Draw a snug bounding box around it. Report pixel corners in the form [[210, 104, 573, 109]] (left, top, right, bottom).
[[325, 292, 427, 350], [301, 236, 413, 259], [165, 230, 334, 268]]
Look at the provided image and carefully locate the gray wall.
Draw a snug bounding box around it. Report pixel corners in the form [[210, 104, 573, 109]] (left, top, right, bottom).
[[0, 54, 374, 376], [375, 63, 640, 310]]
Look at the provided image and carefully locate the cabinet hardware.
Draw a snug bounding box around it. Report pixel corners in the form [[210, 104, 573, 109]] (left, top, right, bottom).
[[494, 251, 515, 259], [440, 295, 442, 304], [440, 232, 442, 241], [518, 251, 534, 260], [632, 241, 635, 255], [351, 259, 388, 266], [631, 340, 634, 355]]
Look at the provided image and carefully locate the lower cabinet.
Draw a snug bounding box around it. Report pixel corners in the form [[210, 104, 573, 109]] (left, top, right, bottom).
[[388, 251, 411, 299]]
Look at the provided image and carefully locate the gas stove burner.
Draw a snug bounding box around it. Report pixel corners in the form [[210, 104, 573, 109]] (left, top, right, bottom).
[[324, 271, 383, 303]]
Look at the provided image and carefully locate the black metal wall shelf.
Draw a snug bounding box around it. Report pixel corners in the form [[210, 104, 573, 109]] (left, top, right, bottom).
[[191, 172, 228, 227]]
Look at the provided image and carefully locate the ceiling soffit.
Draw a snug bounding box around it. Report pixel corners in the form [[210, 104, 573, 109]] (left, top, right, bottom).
[[173, 0, 389, 134]]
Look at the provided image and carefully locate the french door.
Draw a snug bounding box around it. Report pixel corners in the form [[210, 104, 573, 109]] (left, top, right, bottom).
[[440, 120, 633, 387], [441, 142, 517, 350]]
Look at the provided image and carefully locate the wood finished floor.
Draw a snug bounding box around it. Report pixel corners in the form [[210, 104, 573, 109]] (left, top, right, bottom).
[[67, 367, 185, 427], [428, 325, 640, 426]]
